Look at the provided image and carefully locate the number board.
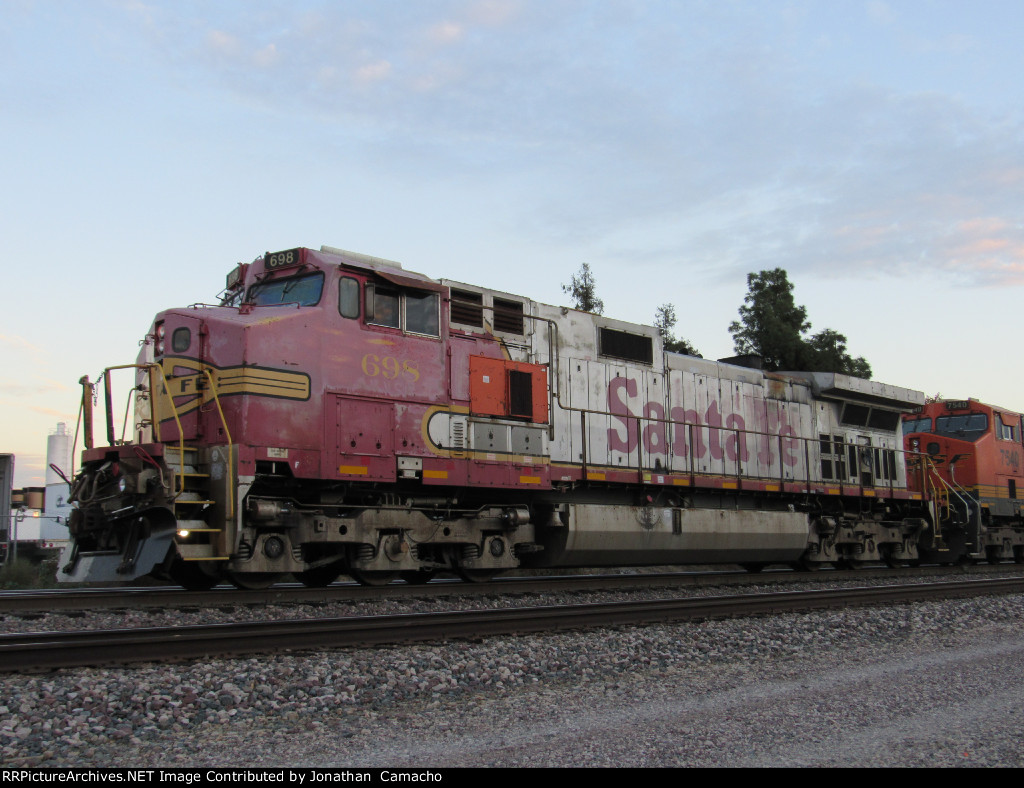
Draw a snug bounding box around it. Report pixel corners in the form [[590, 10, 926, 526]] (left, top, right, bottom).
[[944, 400, 971, 411], [265, 248, 304, 270]]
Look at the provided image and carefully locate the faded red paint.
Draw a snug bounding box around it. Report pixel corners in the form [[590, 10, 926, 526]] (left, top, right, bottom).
[[608, 378, 799, 466]]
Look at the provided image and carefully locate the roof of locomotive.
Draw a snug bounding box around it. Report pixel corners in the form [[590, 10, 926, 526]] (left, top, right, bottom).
[[249, 245, 925, 410], [313, 245, 443, 290], [786, 371, 924, 410], [912, 398, 1022, 417]]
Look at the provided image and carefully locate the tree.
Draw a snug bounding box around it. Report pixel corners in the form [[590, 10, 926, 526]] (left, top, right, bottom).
[[728, 268, 809, 371], [729, 268, 872, 378], [562, 263, 604, 314], [655, 303, 701, 356], [805, 328, 872, 379]]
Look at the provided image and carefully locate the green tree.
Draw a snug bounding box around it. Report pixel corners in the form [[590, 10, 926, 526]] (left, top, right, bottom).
[[728, 268, 809, 370], [805, 328, 872, 378], [729, 268, 872, 378], [562, 263, 604, 314], [655, 303, 701, 356]]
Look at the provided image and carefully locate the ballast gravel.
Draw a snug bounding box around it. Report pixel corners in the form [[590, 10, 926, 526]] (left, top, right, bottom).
[[3, 577, 1024, 768]]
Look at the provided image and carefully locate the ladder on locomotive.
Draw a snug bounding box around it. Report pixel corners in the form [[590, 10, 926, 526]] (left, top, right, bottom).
[[166, 445, 230, 564], [924, 458, 978, 551]]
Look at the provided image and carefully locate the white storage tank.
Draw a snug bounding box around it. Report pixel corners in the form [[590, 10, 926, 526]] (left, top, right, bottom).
[[42, 423, 72, 539]]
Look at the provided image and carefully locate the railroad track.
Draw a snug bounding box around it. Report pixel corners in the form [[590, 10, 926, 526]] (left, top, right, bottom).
[[2, 576, 1023, 672], [2, 564, 1019, 615]]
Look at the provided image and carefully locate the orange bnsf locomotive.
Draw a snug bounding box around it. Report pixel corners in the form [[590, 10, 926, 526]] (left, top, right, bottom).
[[903, 399, 1024, 564], [61, 245, 933, 589]]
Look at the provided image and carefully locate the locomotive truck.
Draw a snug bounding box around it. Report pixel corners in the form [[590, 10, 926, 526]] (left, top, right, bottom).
[[61, 245, 932, 588]]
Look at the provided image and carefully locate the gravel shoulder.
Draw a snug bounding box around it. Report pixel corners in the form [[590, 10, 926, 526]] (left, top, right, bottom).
[[3, 588, 1024, 768]]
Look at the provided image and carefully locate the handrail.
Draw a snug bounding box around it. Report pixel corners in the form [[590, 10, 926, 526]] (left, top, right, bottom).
[[87, 362, 238, 517], [577, 407, 916, 496], [202, 368, 235, 521], [921, 455, 973, 529], [90, 363, 187, 497]]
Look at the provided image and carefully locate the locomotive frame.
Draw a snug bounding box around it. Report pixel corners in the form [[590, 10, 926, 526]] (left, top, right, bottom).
[[61, 245, 938, 588]]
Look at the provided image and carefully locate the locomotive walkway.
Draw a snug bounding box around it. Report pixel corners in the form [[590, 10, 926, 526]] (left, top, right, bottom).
[[2, 576, 1023, 671]]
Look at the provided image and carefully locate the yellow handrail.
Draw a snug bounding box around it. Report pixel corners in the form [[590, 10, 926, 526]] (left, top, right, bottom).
[[89, 361, 235, 520], [100, 363, 187, 497], [921, 455, 973, 543], [202, 368, 235, 521]]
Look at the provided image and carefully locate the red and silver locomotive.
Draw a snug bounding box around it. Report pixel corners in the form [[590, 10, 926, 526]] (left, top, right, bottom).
[[62, 245, 931, 588]]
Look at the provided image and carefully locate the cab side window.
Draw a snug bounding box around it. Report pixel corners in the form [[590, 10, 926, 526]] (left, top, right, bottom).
[[366, 284, 400, 328], [406, 291, 439, 336], [997, 413, 1018, 441], [364, 283, 439, 336], [339, 277, 360, 319]]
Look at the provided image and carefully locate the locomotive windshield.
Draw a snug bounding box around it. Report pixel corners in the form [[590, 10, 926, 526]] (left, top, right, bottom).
[[934, 413, 988, 441], [246, 272, 324, 307], [902, 417, 932, 434]]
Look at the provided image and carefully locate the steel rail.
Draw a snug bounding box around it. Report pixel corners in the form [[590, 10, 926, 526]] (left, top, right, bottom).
[[1, 564, 1019, 614], [2, 577, 1023, 671]]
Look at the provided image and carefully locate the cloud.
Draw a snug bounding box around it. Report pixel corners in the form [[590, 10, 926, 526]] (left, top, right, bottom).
[[253, 43, 279, 68], [0, 381, 69, 398], [26, 404, 77, 419], [206, 29, 241, 57], [0, 395, 76, 420], [0, 334, 42, 353], [937, 218, 1024, 285], [426, 21, 465, 45], [97, 2, 1024, 290], [466, 0, 522, 27], [354, 59, 392, 85], [866, 1, 897, 26]]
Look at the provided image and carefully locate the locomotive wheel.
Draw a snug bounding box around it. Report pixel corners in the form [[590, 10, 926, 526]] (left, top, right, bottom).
[[456, 568, 499, 583], [881, 548, 905, 569], [296, 564, 342, 588], [349, 570, 399, 587], [401, 569, 436, 585], [739, 563, 766, 574], [228, 571, 285, 590], [169, 560, 220, 591]]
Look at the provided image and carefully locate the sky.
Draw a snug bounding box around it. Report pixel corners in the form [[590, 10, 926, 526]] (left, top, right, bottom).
[[2, 0, 1023, 488]]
